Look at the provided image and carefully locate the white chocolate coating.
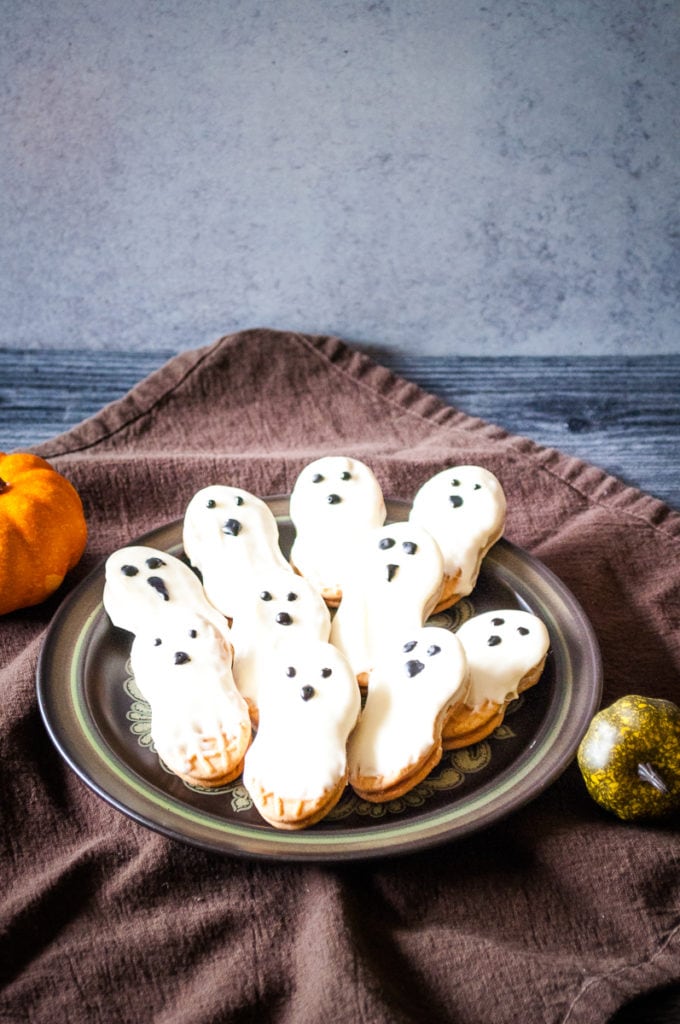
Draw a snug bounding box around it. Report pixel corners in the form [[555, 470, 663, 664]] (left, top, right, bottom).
[[348, 627, 469, 788], [183, 485, 292, 619], [130, 612, 251, 784], [409, 466, 506, 597], [289, 455, 386, 599], [455, 609, 550, 708], [242, 641, 361, 803], [329, 521, 444, 680], [230, 568, 331, 714], [103, 545, 230, 644]]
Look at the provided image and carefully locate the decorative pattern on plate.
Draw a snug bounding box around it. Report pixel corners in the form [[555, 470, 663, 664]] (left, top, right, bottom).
[[123, 665, 154, 750]]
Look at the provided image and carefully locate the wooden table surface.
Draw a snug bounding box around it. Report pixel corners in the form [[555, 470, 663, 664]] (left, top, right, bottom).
[[2, 347, 679, 511]]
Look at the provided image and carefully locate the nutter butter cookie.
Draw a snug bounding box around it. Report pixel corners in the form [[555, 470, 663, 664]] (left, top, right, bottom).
[[409, 465, 506, 612], [329, 521, 444, 687], [289, 455, 386, 606], [183, 485, 292, 620], [348, 627, 469, 802], [130, 611, 251, 788], [103, 545, 231, 645], [242, 641, 361, 829], [442, 609, 550, 749], [230, 567, 332, 726]]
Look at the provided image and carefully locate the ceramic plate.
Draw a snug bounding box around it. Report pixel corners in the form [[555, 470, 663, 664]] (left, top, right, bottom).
[[37, 497, 601, 862]]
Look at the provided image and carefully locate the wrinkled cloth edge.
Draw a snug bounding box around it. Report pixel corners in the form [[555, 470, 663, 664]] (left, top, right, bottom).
[[34, 328, 680, 543]]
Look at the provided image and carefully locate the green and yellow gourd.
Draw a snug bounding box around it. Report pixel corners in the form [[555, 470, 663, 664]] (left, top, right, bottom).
[[578, 695, 680, 820]]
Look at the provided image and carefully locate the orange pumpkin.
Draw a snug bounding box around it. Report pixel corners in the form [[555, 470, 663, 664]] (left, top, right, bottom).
[[0, 452, 87, 615]]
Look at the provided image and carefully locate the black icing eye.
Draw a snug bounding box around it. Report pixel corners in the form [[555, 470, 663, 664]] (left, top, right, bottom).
[[405, 659, 425, 678], [402, 541, 418, 555], [312, 473, 324, 483], [286, 666, 296, 677], [121, 564, 139, 577], [174, 651, 191, 665], [517, 626, 530, 636], [154, 638, 162, 646], [276, 612, 293, 625], [449, 494, 464, 509], [234, 495, 244, 506], [222, 518, 241, 536], [488, 635, 502, 647], [145, 556, 166, 569], [206, 498, 217, 508], [403, 640, 417, 653], [473, 483, 482, 490], [188, 628, 198, 638], [451, 478, 461, 487], [321, 667, 332, 678], [427, 645, 441, 656], [287, 592, 298, 602], [327, 493, 341, 504], [300, 685, 315, 701], [340, 470, 351, 480], [260, 591, 272, 601], [379, 537, 396, 549], [491, 617, 505, 626]]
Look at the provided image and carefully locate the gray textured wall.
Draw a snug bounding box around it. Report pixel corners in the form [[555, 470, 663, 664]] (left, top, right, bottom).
[[2, 1, 678, 354]]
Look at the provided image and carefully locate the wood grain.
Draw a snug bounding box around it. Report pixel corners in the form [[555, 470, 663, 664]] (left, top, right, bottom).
[[2, 348, 678, 509]]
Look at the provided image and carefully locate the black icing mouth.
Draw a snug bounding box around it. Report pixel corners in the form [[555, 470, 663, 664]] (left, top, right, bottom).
[[147, 576, 170, 601], [222, 518, 241, 536], [405, 659, 425, 678]]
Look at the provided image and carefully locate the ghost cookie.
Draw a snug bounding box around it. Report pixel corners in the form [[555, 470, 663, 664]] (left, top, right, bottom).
[[409, 465, 506, 612], [242, 641, 361, 829], [329, 521, 444, 687], [289, 455, 386, 606], [442, 608, 550, 749], [130, 611, 251, 788], [230, 568, 332, 726], [103, 545, 231, 644], [183, 485, 292, 620], [348, 627, 469, 802]]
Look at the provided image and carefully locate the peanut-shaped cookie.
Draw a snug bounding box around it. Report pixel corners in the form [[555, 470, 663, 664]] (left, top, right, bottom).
[[242, 641, 361, 829], [409, 465, 506, 611], [289, 455, 386, 606], [130, 611, 251, 788], [348, 627, 469, 802], [329, 521, 444, 686], [183, 485, 292, 620], [443, 608, 549, 748]]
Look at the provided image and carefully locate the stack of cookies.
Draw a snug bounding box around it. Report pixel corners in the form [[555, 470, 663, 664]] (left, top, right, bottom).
[[103, 457, 550, 829]]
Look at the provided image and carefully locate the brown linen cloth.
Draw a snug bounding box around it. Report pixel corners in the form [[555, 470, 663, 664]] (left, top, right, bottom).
[[1, 329, 679, 1024]]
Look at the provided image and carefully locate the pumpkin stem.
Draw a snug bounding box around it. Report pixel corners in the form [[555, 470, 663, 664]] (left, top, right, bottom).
[[637, 762, 668, 794], [0, 476, 8, 494]]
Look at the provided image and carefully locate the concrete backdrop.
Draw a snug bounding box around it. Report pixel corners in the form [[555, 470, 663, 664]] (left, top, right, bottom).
[[2, 0, 678, 354]]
